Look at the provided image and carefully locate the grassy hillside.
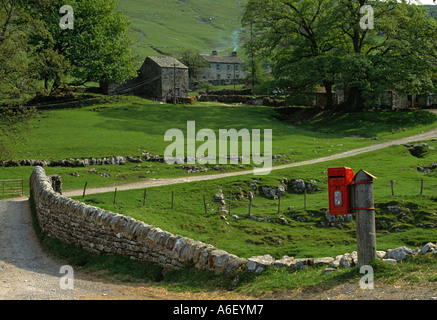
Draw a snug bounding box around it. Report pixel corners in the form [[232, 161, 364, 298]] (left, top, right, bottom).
[[119, 1, 435, 67], [117, 0, 248, 63]]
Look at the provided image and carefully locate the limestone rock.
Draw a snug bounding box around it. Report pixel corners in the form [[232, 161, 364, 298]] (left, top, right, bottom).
[[421, 242, 436, 254], [273, 255, 294, 268], [386, 246, 413, 261], [382, 259, 397, 265], [246, 254, 275, 273], [376, 250, 387, 259], [313, 257, 334, 267]]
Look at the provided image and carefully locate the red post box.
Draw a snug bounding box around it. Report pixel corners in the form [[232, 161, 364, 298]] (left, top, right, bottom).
[[328, 167, 354, 216]]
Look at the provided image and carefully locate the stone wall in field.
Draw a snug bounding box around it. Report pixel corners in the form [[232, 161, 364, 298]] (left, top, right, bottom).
[[31, 166, 436, 275], [29, 166, 248, 273]]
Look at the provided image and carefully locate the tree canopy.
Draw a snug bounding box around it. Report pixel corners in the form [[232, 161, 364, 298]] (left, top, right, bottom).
[[0, 0, 137, 99], [243, 0, 437, 111]]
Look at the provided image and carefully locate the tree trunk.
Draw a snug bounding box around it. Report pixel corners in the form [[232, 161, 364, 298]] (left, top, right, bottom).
[[323, 81, 334, 109], [345, 87, 363, 112]]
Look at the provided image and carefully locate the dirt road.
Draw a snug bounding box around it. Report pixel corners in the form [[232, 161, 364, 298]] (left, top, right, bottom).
[[0, 198, 250, 300], [62, 127, 437, 198]]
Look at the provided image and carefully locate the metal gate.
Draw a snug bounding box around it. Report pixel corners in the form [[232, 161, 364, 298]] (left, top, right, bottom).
[[0, 179, 24, 199]]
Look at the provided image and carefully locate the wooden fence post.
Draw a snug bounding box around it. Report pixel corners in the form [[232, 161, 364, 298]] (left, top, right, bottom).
[[229, 191, 232, 216], [420, 178, 424, 195], [353, 170, 377, 268], [171, 191, 174, 209], [248, 193, 253, 217], [390, 179, 395, 196], [82, 182, 88, 198], [113, 188, 117, 205], [278, 194, 281, 214], [203, 195, 207, 215], [143, 188, 147, 207]]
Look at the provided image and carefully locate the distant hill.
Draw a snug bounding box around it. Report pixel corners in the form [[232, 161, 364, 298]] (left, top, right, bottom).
[[118, 1, 436, 67], [117, 0, 248, 64]]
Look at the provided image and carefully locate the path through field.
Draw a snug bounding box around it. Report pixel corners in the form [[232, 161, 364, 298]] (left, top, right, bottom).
[[62, 127, 437, 198], [1, 126, 437, 300]]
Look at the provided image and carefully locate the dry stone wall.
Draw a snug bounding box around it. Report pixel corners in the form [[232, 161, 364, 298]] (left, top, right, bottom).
[[30, 166, 248, 273]]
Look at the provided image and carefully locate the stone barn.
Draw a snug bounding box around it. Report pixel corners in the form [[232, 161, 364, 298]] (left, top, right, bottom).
[[101, 56, 189, 103], [138, 56, 189, 103]]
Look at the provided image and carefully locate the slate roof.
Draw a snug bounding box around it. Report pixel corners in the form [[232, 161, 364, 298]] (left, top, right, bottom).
[[146, 56, 188, 69], [200, 53, 244, 64]]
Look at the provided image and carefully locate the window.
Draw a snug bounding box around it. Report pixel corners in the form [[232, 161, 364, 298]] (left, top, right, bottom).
[[227, 64, 231, 71], [235, 65, 239, 72], [216, 64, 221, 71], [217, 74, 221, 80], [227, 74, 231, 79]]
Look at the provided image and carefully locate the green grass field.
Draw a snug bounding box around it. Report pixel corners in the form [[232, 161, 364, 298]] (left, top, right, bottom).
[[1, 96, 436, 196], [7, 95, 434, 296], [73, 140, 437, 260]]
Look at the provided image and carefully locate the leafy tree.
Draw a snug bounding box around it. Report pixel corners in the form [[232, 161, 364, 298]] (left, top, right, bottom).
[[27, 0, 137, 92], [0, 107, 37, 161], [0, 0, 38, 103], [243, 0, 437, 111], [177, 49, 207, 83]]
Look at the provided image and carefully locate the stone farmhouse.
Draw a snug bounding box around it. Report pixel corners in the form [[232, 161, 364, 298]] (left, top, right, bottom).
[[197, 50, 246, 85], [101, 56, 189, 103]]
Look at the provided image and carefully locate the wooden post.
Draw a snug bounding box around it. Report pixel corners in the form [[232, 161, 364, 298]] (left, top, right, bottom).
[[82, 182, 88, 198], [113, 188, 117, 205], [143, 188, 147, 207], [278, 195, 281, 214], [173, 63, 176, 105], [390, 179, 395, 196], [420, 178, 424, 195], [229, 191, 232, 216], [353, 170, 377, 268], [248, 193, 253, 217], [304, 188, 307, 210], [171, 191, 174, 209], [203, 195, 207, 215]]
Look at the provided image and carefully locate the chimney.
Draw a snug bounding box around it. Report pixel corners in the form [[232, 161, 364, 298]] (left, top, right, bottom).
[[231, 51, 237, 57], [212, 50, 218, 55]]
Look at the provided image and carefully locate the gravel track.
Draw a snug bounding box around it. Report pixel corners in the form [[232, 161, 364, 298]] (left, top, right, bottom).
[[62, 127, 437, 198], [0, 199, 249, 300]]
